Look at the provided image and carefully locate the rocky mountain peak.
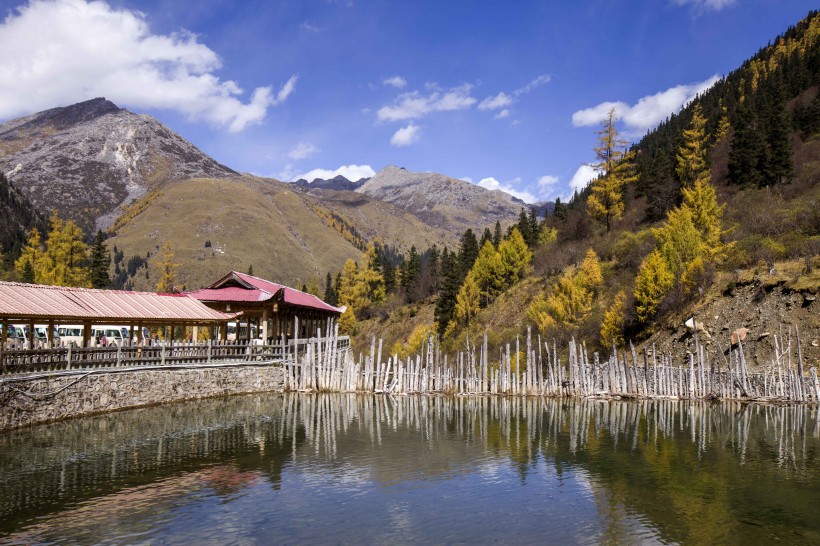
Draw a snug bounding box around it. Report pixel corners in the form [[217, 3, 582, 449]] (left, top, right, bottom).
[[0, 98, 236, 233], [357, 166, 523, 230]]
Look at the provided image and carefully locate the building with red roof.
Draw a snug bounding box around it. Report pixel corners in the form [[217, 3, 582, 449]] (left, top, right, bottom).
[[188, 271, 345, 342]]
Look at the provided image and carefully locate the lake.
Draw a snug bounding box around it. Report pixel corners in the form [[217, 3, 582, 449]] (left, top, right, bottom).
[[1, 394, 818, 544]]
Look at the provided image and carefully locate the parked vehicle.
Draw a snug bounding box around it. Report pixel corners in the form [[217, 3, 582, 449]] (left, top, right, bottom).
[[91, 325, 126, 347], [57, 325, 85, 346]]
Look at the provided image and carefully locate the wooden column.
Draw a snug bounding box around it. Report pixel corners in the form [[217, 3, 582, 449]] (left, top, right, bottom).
[[262, 306, 269, 342]]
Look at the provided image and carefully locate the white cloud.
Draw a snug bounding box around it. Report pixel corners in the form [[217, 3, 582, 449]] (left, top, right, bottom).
[[537, 175, 559, 191], [294, 164, 376, 182], [288, 142, 319, 160], [478, 177, 537, 204], [383, 76, 407, 88], [569, 165, 598, 192], [0, 0, 294, 131], [459, 176, 473, 183], [514, 74, 551, 97], [478, 74, 550, 119], [390, 124, 421, 147], [377, 84, 476, 121], [300, 21, 320, 33], [571, 75, 720, 133], [673, 0, 735, 12], [478, 92, 512, 111]]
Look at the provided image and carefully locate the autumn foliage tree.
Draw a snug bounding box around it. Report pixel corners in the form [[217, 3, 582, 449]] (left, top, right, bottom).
[[155, 242, 179, 293], [587, 108, 637, 232], [15, 213, 91, 287]]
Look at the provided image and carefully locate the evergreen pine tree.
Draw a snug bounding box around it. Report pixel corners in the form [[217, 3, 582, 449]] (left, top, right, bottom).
[[728, 104, 766, 186], [20, 259, 35, 283], [552, 197, 568, 222], [479, 227, 493, 249], [492, 221, 503, 247], [434, 248, 461, 336], [89, 230, 111, 289], [459, 229, 479, 275], [762, 81, 794, 185]]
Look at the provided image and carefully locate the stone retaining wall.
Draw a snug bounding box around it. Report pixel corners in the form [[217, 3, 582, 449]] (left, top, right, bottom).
[[0, 363, 283, 431]]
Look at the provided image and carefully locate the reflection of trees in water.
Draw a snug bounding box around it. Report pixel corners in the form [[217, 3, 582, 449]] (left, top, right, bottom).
[[2, 394, 819, 541]]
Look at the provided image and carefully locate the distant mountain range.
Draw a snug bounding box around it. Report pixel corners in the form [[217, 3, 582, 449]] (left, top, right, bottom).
[[0, 98, 532, 286]]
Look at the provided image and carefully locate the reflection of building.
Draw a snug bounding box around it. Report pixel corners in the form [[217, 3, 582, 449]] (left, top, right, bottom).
[[188, 271, 344, 342]]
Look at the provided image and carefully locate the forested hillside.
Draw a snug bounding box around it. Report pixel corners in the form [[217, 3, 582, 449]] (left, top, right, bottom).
[[0, 172, 46, 270], [346, 11, 819, 362]]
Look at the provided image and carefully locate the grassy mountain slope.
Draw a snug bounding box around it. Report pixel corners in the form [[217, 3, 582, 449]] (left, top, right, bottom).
[[108, 176, 363, 290]]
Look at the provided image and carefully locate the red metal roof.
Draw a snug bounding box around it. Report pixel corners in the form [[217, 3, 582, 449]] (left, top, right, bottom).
[[187, 287, 272, 303], [190, 271, 344, 314], [0, 282, 238, 322]]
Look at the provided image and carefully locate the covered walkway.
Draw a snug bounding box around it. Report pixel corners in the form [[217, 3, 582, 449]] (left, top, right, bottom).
[[0, 281, 237, 349]]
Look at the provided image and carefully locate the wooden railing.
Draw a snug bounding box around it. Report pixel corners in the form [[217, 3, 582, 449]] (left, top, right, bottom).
[[0, 337, 350, 376]]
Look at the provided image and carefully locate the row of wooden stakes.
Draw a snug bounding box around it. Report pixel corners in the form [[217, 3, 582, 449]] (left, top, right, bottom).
[[283, 325, 818, 403]]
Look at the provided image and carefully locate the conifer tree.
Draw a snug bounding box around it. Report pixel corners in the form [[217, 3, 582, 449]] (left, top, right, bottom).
[[578, 248, 603, 291], [763, 82, 794, 185], [498, 228, 532, 286], [492, 221, 503, 248], [600, 290, 627, 350], [38, 214, 91, 287], [587, 108, 636, 232], [155, 242, 179, 293], [470, 240, 505, 306], [324, 272, 337, 305], [653, 206, 705, 280], [728, 104, 766, 186], [552, 197, 568, 223], [528, 271, 594, 332], [20, 259, 35, 283], [634, 249, 674, 323], [401, 245, 421, 301], [15, 227, 44, 283], [675, 104, 709, 188], [459, 229, 479, 274], [479, 227, 493, 249], [715, 104, 731, 142], [453, 275, 480, 326], [681, 176, 725, 255], [89, 230, 111, 289], [434, 249, 461, 336]]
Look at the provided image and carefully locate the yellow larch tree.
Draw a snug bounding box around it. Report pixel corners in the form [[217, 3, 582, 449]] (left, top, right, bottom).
[[155, 242, 179, 293], [634, 249, 674, 323], [675, 103, 709, 188], [600, 290, 627, 350], [586, 108, 637, 232]]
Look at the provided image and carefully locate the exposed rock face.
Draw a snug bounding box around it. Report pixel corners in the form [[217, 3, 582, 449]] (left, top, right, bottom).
[[293, 174, 368, 191], [0, 98, 236, 232], [356, 165, 523, 230]]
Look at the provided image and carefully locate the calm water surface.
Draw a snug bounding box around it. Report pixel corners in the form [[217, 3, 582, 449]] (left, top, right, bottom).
[[1, 394, 818, 545]]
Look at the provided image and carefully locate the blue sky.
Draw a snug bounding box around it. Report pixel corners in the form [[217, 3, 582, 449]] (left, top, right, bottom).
[[0, 0, 812, 202]]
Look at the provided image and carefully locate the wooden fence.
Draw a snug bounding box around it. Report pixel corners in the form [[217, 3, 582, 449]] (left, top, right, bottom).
[[0, 336, 350, 376], [287, 326, 818, 403]]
